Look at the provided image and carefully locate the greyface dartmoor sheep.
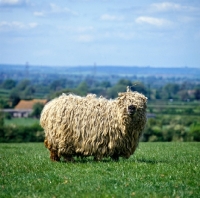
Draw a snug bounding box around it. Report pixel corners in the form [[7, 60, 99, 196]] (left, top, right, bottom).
[[40, 87, 147, 162]]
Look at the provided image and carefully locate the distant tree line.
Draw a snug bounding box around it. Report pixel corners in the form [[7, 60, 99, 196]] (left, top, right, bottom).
[[0, 114, 43, 143], [142, 115, 200, 142], [0, 109, 199, 143], [0, 78, 200, 108], [0, 77, 200, 143]]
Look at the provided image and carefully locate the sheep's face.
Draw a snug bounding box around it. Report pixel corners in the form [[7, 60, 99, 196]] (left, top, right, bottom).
[[125, 102, 142, 118], [127, 104, 136, 115], [118, 91, 147, 118], [124, 94, 147, 132]]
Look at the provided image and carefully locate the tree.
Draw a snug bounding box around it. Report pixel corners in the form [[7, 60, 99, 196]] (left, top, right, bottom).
[[50, 79, 66, 91], [0, 99, 9, 108], [0, 104, 4, 141], [162, 83, 180, 99], [31, 103, 44, 118], [10, 79, 35, 100], [0, 107, 4, 128], [16, 79, 31, 91], [117, 79, 132, 86], [107, 86, 121, 98], [178, 90, 189, 101], [131, 81, 147, 95], [22, 86, 35, 99], [100, 81, 111, 88], [75, 81, 89, 96], [194, 89, 200, 100], [9, 90, 20, 107], [107, 79, 132, 98], [2, 79, 16, 89], [155, 89, 162, 99], [190, 122, 200, 141]]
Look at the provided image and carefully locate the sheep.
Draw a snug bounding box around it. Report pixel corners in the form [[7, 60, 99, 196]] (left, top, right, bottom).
[[40, 87, 147, 162]]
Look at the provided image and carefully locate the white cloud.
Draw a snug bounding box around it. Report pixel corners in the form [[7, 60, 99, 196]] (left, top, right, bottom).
[[0, 0, 20, 5], [34, 11, 45, 17], [64, 7, 78, 15], [58, 25, 94, 34], [34, 3, 78, 18], [49, 3, 78, 15], [151, 2, 197, 12], [135, 16, 171, 27], [0, 21, 24, 29], [28, 22, 38, 28], [77, 34, 94, 42], [100, 14, 124, 21], [49, 3, 60, 13], [0, 0, 28, 6], [151, 2, 181, 11], [0, 21, 38, 31]]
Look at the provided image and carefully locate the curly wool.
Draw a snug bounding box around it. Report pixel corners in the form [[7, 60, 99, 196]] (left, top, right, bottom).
[[40, 88, 147, 161]]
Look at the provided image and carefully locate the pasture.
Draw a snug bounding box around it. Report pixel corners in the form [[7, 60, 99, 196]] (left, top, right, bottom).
[[4, 118, 39, 127], [0, 142, 199, 197]]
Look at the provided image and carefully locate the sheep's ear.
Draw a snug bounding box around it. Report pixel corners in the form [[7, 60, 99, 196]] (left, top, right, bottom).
[[127, 86, 131, 92]]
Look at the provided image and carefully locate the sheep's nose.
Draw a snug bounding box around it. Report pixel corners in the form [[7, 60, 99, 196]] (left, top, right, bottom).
[[128, 105, 136, 115]]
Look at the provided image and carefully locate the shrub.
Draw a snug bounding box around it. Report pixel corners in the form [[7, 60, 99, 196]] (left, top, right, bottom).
[[31, 103, 44, 118], [190, 123, 200, 141], [0, 123, 44, 143]]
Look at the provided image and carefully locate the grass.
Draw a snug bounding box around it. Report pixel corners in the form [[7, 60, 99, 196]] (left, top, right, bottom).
[[4, 118, 39, 126], [0, 88, 10, 98], [0, 142, 199, 198]]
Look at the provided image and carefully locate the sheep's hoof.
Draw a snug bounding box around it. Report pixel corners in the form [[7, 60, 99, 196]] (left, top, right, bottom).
[[50, 150, 60, 162]]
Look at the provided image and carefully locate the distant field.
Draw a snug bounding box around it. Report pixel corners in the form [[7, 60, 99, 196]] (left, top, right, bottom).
[[0, 88, 10, 99], [1, 142, 199, 197], [4, 118, 39, 126], [147, 100, 200, 116]]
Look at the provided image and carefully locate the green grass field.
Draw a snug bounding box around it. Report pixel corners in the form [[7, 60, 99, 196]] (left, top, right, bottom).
[[1, 142, 199, 198], [0, 88, 10, 99], [4, 118, 39, 126]]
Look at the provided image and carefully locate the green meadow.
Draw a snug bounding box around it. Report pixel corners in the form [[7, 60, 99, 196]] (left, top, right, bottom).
[[4, 118, 39, 127], [1, 142, 199, 198]]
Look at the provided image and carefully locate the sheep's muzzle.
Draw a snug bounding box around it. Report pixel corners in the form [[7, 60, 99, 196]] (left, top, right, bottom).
[[127, 105, 136, 115]]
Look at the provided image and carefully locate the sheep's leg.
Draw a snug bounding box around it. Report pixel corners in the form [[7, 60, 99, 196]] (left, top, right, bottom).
[[50, 150, 60, 162], [111, 153, 119, 161], [94, 156, 99, 161], [44, 138, 49, 149], [94, 155, 102, 162], [62, 154, 74, 162], [44, 139, 60, 161]]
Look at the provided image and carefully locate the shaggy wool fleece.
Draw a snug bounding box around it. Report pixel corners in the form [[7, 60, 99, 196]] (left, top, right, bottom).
[[40, 88, 147, 161]]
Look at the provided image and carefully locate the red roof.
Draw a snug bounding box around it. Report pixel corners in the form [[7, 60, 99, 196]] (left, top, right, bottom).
[[14, 99, 47, 110]]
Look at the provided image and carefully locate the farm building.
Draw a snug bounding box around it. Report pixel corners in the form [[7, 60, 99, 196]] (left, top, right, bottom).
[[3, 99, 47, 118]]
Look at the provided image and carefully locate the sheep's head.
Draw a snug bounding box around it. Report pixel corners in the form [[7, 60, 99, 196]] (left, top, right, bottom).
[[127, 104, 136, 115], [117, 87, 147, 121]]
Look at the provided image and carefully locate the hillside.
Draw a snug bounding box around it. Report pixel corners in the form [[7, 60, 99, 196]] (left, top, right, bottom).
[[1, 64, 200, 79]]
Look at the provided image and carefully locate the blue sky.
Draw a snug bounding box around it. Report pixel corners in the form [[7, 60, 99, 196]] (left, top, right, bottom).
[[0, 0, 200, 67]]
